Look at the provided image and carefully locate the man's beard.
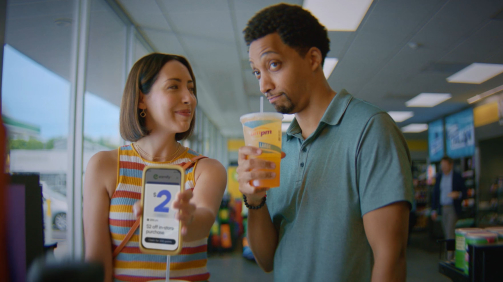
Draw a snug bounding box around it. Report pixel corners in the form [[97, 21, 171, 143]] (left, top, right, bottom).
[[273, 94, 294, 114]]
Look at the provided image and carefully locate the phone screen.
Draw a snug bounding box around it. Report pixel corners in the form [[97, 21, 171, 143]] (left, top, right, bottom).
[[141, 168, 182, 251]]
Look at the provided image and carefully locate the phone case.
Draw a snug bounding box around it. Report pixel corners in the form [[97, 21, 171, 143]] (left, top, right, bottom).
[[139, 165, 185, 255]]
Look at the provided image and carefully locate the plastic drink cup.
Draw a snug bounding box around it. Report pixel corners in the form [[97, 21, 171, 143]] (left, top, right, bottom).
[[454, 228, 483, 269], [463, 232, 497, 275], [240, 112, 283, 188]]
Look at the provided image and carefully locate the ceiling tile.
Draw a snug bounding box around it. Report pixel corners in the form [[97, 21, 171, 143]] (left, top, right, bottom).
[[118, 0, 172, 31]]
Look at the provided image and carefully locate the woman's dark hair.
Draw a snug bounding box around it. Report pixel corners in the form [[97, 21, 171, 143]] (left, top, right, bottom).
[[120, 53, 197, 142], [243, 3, 330, 64]]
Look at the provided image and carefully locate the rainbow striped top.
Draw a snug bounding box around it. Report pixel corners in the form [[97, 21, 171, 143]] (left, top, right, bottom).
[[109, 144, 209, 282]]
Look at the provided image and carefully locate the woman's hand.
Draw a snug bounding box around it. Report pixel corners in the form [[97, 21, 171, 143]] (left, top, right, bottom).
[[172, 189, 196, 235], [132, 189, 196, 235], [133, 201, 142, 219]]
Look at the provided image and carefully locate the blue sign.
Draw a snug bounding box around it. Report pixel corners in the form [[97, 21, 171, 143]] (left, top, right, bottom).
[[428, 119, 444, 162], [445, 108, 475, 158]]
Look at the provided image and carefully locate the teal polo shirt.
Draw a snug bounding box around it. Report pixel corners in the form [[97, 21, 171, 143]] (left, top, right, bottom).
[[266, 89, 413, 282]]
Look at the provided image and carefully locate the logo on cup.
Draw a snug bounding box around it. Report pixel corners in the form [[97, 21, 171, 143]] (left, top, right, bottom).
[[251, 128, 272, 137]]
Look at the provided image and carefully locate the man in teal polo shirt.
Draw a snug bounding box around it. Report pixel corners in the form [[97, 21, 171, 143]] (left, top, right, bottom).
[[237, 4, 413, 282]]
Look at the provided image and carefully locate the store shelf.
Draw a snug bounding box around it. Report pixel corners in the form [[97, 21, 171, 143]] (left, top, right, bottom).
[[412, 161, 430, 231], [439, 261, 468, 282], [477, 176, 503, 226], [439, 243, 503, 282], [462, 170, 474, 178]]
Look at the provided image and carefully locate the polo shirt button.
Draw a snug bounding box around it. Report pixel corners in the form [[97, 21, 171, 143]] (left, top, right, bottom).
[[302, 147, 307, 152], [300, 162, 304, 167]]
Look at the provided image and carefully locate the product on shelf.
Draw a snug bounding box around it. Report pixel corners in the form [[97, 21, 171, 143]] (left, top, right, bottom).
[[208, 194, 246, 253], [462, 170, 474, 178], [484, 226, 503, 234], [220, 224, 232, 249], [463, 232, 497, 275], [467, 188, 475, 197], [454, 228, 483, 269], [411, 161, 429, 231], [210, 221, 220, 249], [462, 198, 475, 207]]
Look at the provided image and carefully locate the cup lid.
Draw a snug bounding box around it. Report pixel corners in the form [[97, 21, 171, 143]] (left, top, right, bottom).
[[240, 112, 284, 123]]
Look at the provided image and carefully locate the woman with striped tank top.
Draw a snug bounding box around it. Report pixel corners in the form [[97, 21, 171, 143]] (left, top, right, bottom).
[[83, 53, 227, 282]]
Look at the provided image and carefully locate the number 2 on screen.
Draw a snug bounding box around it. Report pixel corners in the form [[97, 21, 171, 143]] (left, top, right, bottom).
[[154, 190, 171, 213]]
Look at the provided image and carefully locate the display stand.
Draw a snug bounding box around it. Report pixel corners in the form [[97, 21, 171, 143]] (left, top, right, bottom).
[[411, 161, 429, 231], [439, 261, 469, 282], [438, 239, 503, 282]]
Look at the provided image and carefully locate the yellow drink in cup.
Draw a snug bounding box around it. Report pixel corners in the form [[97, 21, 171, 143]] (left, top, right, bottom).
[[240, 112, 283, 188]]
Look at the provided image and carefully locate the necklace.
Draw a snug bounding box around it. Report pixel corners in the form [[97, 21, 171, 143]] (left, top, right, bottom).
[[134, 142, 183, 162]]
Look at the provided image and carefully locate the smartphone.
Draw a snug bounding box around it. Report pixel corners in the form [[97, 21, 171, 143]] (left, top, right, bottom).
[[139, 165, 185, 255]]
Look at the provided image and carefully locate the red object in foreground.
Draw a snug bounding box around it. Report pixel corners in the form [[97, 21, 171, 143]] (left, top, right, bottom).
[[0, 117, 9, 281]]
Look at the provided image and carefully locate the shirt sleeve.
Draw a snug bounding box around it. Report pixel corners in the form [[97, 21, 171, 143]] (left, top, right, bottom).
[[356, 112, 414, 216]]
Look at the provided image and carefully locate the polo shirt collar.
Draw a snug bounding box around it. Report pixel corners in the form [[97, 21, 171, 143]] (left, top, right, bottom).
[[286, 89, 353, 140]]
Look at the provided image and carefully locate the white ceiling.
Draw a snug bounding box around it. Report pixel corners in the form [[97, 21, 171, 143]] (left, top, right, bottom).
[[5, 0, 503, 138]]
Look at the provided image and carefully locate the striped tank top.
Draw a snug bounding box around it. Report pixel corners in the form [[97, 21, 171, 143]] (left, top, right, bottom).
[[109, 144, 210, 282]]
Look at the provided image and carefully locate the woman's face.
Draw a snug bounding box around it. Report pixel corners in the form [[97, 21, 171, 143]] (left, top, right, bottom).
[[140, 60, 197, 135]]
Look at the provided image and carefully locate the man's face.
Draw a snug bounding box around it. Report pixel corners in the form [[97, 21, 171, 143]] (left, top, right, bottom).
[[440, 160, 452, 175], [248, 33, 313, 114]]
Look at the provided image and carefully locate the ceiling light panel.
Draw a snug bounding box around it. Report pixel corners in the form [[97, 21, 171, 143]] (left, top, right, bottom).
[[406, 93, 452, 107], [467, 84, 503, 104], [323, 58, 338, 79], [303, 0, 373, 31], [447, 63, 503, 84], [402, 124, 428, 133], [388, 111, 414, 122]]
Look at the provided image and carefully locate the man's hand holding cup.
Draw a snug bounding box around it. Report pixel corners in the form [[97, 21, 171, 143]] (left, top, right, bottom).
[[237, 146, 279, 206]]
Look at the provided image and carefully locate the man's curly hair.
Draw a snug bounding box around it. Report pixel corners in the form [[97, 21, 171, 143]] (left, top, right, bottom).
[[243, 3, 330, 65]]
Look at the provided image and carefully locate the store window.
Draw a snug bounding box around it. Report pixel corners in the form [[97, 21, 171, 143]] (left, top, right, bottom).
[[133, 35, 149, 62], [203, 115, 210, 156], [193, 107, 203, 153], [83, 0, 126, 169], [2, 0, 77, 258], [209, 121, 216, 159]]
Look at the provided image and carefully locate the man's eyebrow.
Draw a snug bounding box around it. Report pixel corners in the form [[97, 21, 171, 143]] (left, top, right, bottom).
[[249, 51, 279, 64], [261, 51, 278, 58]]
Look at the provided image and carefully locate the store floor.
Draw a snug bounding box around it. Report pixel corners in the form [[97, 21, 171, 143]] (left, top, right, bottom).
[[207, 231, 450, 281]]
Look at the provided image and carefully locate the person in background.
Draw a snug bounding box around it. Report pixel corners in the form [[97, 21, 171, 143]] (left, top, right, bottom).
[[237, 4, 413, 282], [431, 156, 467, 258], [83, 53, 226, 282]]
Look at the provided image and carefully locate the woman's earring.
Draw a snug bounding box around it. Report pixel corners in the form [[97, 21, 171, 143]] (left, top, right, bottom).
[[140, 109, 147, 118]]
